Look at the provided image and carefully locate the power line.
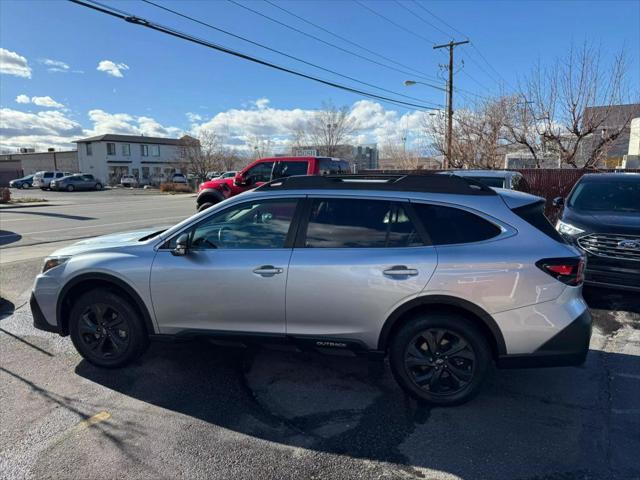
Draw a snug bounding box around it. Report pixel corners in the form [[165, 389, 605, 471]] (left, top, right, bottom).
[[411, 0, 513, 90], [262, 0, 440, 82], [69, 0, 440, 110], [141, 0, 440, 106], [392, 0, 452, 40], [354, 0, 436, 45], [226, 0, 442, 86]]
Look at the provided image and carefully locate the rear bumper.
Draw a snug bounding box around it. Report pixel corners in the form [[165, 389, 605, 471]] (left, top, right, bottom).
[[30, 293, 60, 334], [497, 309, 592, 368]]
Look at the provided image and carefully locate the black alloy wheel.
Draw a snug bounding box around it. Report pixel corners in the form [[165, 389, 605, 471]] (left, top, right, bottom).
[[69, 288, 148, 368], [76, 303, 131, 361], [404, 328, 476, 396]]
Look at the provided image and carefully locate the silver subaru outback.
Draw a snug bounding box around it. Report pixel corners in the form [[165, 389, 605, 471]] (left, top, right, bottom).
[[31, 175, 591, 405]]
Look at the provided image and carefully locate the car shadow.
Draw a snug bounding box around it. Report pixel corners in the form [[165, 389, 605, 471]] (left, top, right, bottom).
[[0, 230, 22, 246], [75, 339, 640, 478], [0, 211, 95, 221]]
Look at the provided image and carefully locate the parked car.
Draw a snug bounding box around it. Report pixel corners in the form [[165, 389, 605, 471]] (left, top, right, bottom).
[[120, 175, 139, 188], [171, 173, 188, 184], [31, 174, 590, 405], [554, 172, 639, 292], [50, 174, 103, 192], [441, 170, 531, 192], [9, 174, 34, 189], [32, 171, 72, 190], [196, 156, 351, 211], [216, 171, 237, 179]]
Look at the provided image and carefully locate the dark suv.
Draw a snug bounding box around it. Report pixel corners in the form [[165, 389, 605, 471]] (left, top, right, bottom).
[[554, 173, 640, 292], [196, 156, 350, 211]]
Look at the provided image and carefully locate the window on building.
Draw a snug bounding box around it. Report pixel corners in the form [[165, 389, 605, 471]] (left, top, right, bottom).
[[86, 143, 92, 156], [303, 198, 422, 248], [122, 144, 130, 156], [141, 145, 149, 156], [106, 143, 116, 155], [150, 145, 160, 156], [413, 204, 501, 245]]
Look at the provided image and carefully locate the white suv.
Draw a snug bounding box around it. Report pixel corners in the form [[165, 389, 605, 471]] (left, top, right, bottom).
[[33, 170, 72, 189], [31, 175, 591, 405]]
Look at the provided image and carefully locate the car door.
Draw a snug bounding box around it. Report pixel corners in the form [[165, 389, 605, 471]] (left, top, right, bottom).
[[272, 160, 309, 179], [80, 175, 94, 190], [149, 196, 302, 335], [285, 196, 438, 348], [243, 161, 274, 188]]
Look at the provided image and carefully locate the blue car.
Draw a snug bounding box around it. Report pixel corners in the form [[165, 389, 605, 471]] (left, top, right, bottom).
[[9, 174, 34, 189]]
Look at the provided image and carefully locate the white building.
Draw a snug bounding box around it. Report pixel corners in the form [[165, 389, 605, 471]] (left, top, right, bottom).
[[74, 134, 196, 185]]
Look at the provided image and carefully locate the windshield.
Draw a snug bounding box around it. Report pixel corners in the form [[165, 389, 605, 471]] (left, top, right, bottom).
[[568, 179, 640, 212], [467, 176, 506, 188]]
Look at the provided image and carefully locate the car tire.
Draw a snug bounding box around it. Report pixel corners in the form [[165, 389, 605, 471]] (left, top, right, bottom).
[[67, 185, 74, 192], [95, 183, 103, 190], [21, 183, 29, 189], [69, 288, 149, 368], [389, 312, 491, 406], [197, 202, 215, 212]]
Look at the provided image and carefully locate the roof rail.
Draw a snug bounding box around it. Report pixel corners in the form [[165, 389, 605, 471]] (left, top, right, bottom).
[[255, 174, 496, 195]]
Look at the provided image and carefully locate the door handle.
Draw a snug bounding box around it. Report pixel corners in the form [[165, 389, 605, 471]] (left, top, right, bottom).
[[253, 265, 284, 276], [383, 266, 419, 276]]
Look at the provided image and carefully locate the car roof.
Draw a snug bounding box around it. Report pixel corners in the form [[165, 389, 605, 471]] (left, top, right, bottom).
[[579, 172, 640, 182], [444, 170, 519, 178]]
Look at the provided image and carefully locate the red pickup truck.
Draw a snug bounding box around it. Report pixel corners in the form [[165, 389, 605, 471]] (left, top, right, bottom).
[[196, 156, 351, 211]]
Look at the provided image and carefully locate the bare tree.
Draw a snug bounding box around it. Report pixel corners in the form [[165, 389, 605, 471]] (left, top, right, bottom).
[[246, 135, 274, 159], [424, 98, 513, 169], [177, 130, 234, 180], [294, 101, 359, 156], [512, 43, 635, 168]]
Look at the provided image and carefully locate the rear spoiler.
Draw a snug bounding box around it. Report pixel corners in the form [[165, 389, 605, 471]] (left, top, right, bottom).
[[496, 189, 545, 209]]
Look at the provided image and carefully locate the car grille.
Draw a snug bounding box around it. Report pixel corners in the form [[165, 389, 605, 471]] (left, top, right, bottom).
[[578, 233, 640, 262]]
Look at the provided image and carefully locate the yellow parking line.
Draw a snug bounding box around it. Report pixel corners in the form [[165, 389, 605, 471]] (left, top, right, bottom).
[[77, 411, 111, 430]]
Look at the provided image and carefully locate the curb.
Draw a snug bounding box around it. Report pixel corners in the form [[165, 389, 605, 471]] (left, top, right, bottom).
[[0, 202, 57, 210]]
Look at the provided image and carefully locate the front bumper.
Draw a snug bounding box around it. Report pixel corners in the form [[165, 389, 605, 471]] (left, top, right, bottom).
[[497, 309, 592, 368], [583, 258, 640, 292], [30, 293, 60, 333]]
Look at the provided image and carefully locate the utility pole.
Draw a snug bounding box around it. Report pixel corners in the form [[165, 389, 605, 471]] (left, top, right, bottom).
[[433, 40, 469, 169]]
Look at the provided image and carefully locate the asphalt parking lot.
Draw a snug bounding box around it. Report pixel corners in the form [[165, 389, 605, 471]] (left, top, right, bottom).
[[1, 189, 639, 479]]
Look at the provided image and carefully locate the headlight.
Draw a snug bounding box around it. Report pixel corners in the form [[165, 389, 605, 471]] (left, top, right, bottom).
[[556, 220, 585, 236], [42, 256, 71, 273]]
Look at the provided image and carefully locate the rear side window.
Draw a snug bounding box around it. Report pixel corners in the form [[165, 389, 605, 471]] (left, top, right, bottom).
[[413, 204, 501, 245], [44, 172, 53, 178], [318, 158, 350, 175], [274, 161, 308, 178], [512, 200, 565, 243], [303, 198, 422, 248]]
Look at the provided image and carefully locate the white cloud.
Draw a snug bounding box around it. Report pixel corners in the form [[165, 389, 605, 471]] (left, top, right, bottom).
[[40, 58, 70, 73], [254, 98, 270, 110], [0, 48, 32, 78], [32, 96, 65, 108], [0, 108, 83, 151], [191, 99, 427, 152], [12, 95, 65, 109], [85, 109, 182, 138], [186, 112, 203, 123], [97, 60, 129, 78]]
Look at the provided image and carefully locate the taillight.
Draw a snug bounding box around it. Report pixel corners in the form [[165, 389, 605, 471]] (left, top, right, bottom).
[[536, 257, 585, 286]]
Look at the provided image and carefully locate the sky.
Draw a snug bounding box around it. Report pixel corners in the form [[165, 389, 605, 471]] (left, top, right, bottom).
[[0, 0, 638, 153]]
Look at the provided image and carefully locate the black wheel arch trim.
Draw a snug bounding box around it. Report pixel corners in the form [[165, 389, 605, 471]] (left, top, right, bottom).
[[56, 273, 156, 336], [196, 188, 224, 206], [378, 295, 507, 356]]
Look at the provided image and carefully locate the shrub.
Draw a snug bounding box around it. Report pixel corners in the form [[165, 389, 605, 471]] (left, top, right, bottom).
[[159, 183, 193, 193], [0, 188, 10, 203]]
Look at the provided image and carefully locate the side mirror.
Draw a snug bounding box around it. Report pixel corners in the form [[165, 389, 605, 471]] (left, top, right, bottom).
[[552, 197, 564, 208], [172, 233, 189, 256], [234, 173, 247, 186]]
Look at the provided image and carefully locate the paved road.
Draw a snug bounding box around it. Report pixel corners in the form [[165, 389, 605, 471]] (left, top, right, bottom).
[[1, 188, 195, 263], [1, 191, 639, 479]]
